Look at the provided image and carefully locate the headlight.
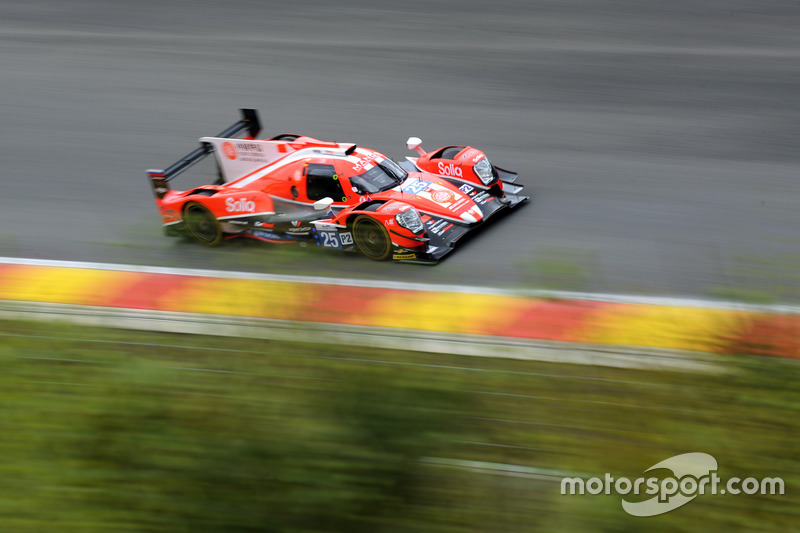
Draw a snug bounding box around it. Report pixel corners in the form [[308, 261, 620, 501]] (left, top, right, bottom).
[[395, 208, 424, 234], [473, 158, 495, 185]]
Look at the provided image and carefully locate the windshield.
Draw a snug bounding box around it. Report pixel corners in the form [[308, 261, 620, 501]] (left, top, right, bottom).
[[350, 158, 408, 194]]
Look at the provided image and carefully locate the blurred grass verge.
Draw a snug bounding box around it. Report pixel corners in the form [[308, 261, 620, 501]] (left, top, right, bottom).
[[0, 319, 797, 532]]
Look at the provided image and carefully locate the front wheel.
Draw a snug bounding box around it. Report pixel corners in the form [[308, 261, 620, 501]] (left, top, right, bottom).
[[353, 215, 392, 261], [183, 201, 223, 246]]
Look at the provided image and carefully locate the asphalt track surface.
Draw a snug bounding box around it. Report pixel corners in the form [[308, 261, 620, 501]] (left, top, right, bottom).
[[2, 0, 800, 299]]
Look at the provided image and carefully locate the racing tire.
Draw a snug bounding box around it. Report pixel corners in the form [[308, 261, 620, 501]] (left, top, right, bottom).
[[353, 215, 392, 261], [183, 201, 223, 246]]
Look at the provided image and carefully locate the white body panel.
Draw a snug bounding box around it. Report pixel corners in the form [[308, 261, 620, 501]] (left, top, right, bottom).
[[201, 137, 298, 183]]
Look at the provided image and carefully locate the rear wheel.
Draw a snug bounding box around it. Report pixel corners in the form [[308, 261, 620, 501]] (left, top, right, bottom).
[[183, 201, 223, 246], [353, 215, 392, 261]]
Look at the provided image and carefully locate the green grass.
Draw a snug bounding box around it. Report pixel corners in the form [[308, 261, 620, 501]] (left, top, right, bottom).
[[0, 320, 797, 531]]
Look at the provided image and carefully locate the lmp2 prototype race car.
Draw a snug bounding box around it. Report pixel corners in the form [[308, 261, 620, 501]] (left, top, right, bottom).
[[147, 109, 527, 263]]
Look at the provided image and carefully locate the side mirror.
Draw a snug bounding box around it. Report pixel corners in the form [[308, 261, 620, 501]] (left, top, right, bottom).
[[313, 197, 335, 211], [406, 137, 426, 156]]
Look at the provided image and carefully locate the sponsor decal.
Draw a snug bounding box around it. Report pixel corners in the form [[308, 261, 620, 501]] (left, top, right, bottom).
[[352, 151, 382, 172], [392, 252, 417, 260], [233, 142, 268, 163], [447, 197, 469, 212], [431, 190, 454, 204], [459, 184, 474, 194], [400, 179, 429, 195], [426, 219, 453, 236], [286, 225, 313, 234], [225, 197, 256, 213], [460, 148, 480, 161], [384, 219, 395, 226], [221, 141, 237, 160], [251, 229, 282, 240], [437, 161, 462, 177], [472, 191, 491, 205], [218, 140, 270, 163]]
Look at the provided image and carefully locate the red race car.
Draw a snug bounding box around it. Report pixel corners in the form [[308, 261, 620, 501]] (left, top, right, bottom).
[[148, 109, 527, 263]]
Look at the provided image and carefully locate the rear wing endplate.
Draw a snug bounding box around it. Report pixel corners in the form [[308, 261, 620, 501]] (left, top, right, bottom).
[[147, 108, 261, 198]]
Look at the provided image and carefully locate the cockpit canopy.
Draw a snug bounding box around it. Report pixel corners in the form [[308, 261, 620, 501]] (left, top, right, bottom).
[[349, 157, 408, 194]]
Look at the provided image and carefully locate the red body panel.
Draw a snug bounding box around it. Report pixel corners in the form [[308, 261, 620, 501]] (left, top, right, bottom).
[[156, 137, 490, 228]]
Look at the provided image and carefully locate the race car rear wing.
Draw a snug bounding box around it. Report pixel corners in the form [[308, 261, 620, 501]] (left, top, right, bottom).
[[147, 108, 261, 199]]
